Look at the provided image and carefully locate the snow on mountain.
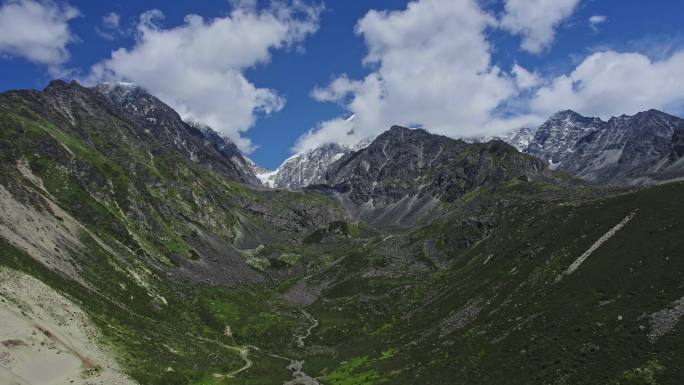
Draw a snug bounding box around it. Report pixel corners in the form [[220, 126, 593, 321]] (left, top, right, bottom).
[[244, 157, 278, 188], [507, 109, 684, 184], [108, 93, 683, 190], [502, 126, 536, 152], [95, 82, 260, 184], [461, 128, 534, 152], [250, 139, 374, 190], [260, 143, 355, 189]]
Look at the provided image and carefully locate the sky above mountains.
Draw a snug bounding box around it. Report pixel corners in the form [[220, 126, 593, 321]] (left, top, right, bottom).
[[1, 0, 684, 169]]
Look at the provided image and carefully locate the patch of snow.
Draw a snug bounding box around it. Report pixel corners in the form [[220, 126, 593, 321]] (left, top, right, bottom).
[[256, 169, 278, 188]]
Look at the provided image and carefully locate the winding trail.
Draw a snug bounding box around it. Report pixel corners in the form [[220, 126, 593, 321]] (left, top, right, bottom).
[[195, 336, 253, 378], [194, 309, 320, 384]]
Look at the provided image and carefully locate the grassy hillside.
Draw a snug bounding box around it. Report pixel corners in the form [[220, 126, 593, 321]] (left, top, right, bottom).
[[0, 84, 344, 384], [1, 84, 683, 385], [295, 182, 684, 385]]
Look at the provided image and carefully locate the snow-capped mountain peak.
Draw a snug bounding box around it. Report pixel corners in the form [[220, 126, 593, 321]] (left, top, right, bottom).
[[520, 109, 684, 183], [250, 137, 374, 189], [500, 126, 536, 152]]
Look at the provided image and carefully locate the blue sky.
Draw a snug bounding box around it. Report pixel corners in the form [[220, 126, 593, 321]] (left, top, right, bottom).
[[1, 1, 684, 169]]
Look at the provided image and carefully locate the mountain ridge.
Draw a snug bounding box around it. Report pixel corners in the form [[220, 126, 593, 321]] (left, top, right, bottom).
[[2, 81, 684, 385], [255, 108, 684, 191], [520, 108, 684, 185], [93, 81, 261, 185], [317, 125, 554, 227]]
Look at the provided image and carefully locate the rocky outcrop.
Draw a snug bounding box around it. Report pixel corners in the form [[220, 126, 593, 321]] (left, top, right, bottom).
[[511, 109, 684, 185], [266, 143, 354, 188], [321, 126, 552, 226], [94, 82, 259, 184]]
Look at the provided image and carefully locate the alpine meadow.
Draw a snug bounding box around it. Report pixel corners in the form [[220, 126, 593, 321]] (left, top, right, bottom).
[[1, 1, 684, 384]]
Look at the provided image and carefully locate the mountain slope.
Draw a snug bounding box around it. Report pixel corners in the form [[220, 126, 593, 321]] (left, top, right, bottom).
[[322, 125, 553, 226], [300, 181, 684, 385], [0, 80, 348, 384], [253, 140, 375, 189], [510, 109, 684, 185], [1, 82, 684, 385], [94, 82, 260, 185], [186, 119, 262, 186]]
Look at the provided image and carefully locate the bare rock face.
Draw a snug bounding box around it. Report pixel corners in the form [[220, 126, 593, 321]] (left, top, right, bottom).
[[321, 126, 552, 226], [187, 120, 261, 186], [512, 109, 684, 185], [268, 143, 354, 188], [94, 82, 259, 185], [252, 140, 374, 189], [258, 107, 684, 193], [526, 110, 605, 168], [502, 126, 536, 152]]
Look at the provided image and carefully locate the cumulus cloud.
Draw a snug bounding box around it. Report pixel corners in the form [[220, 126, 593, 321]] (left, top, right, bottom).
[[530, 50, 684, 118], [501, 0, 580, 53], [512, 64, 541, 89], [296, 0, 540, 152], [298, 0, 684, 153], [0, 0, 79, 71], [88, 1, 322, 153]]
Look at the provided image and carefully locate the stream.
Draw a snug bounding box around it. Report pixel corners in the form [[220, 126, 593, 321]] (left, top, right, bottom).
[[282, 310, 320, 385], [201, 309, 320, 384]]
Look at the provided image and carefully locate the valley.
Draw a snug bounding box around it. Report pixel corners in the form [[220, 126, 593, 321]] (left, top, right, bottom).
[[0, 81, 683, 385]]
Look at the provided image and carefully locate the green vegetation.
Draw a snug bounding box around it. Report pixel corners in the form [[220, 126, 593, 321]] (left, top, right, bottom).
[[0, 236, 299, 384], [1, 88, 684, 385], [325, 356, 387, 385], [612, 360, 664, 385]]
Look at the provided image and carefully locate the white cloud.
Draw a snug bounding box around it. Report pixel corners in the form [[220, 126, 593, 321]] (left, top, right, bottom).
[[501, 0, 580, 53], [296, 0, 539, 152], [589, 15, 607, 32], [512, 63, 541, 89], [298, 0, 684, 154], [96, 11, 123, 40], [0, 0, 79, 70], [311, 75, 363, 102], [589, 15, 606, 25], [103, 11, 120, 29], [88, 1, 322, 153], [229, 0, 258, 11], [530, 50, 684, 118]]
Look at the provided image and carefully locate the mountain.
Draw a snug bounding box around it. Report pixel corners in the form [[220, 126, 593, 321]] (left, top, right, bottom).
[[525, 110, 605, 167], [2, 81, 684, 385], [502, 125, 536, 152], [322, 125, 553, 226], [185, 119, 261, 186], [94, 82, 260, 185], [263, 143, 354, 188], [0, 80, 347, 384], [253, 139, 373, 189], [511, 109, 684, 185], [246, 114, 377, 189]]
